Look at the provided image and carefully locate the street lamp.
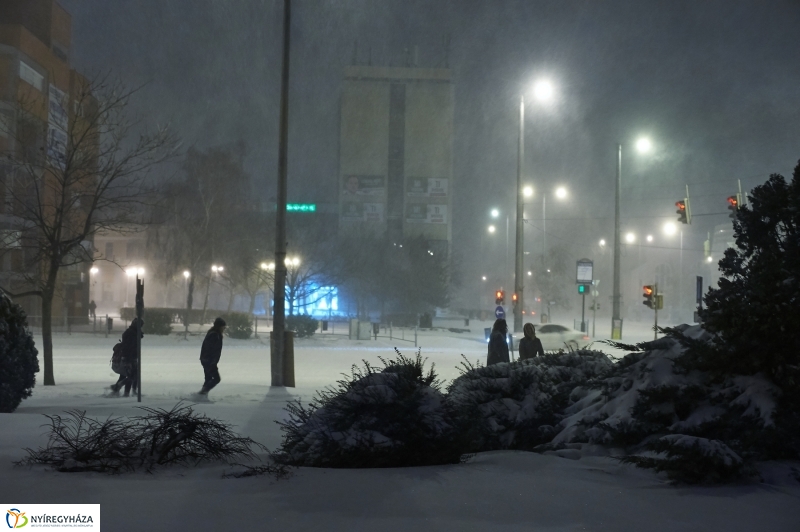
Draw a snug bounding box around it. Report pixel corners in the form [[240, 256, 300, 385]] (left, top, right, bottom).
[[599, 239, 606, 247], [515, 78, 556, 333], [625, 232, 636, 244], [612, 136, 653, 339]]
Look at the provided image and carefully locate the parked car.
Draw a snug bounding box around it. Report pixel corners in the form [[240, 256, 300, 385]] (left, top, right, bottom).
[[536, 324, 591, 351]]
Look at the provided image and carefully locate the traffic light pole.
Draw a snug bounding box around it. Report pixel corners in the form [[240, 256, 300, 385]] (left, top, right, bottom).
[[653, 282, 659, 341], [581, 291, 586, 333]]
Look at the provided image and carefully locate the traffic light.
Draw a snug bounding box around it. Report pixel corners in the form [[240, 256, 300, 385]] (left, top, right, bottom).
[[578, 284, 588, 294], [495, 290, 505, 305], [676, 200, 688, 224], [727, 194, 740, 220], [643, 285, 655, 309], [512, 292, 518, 309]]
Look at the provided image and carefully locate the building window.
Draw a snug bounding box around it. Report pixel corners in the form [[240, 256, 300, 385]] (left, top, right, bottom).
[[19, 61, 44, 91]]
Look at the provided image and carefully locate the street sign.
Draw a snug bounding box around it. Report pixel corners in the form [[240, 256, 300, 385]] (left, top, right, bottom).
[[287, 203, 316, 212], [495, 306, 505, 319], [576, 259, 593, 284], [696, 276, 703, 305]]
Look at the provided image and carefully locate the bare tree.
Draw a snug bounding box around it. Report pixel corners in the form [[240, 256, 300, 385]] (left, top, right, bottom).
[[0, 75, 178, 385]]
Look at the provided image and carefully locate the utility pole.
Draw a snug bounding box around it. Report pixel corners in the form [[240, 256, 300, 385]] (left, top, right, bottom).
[[271, 0, 291, 387]]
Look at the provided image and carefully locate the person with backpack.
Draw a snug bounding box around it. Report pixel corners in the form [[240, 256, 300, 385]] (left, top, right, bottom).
[[198, 317, 226, 396], [109, 318, 143, 397], [487, 318, 510, 365], [518, 322, 545, 361]]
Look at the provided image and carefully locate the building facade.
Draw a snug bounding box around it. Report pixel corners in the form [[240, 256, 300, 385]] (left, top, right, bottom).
[[338, 65, 454, 257]]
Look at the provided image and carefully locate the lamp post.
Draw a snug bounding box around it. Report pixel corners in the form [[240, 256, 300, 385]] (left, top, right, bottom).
[[611, 137, 651, 339], [514, 79, 554, 333]]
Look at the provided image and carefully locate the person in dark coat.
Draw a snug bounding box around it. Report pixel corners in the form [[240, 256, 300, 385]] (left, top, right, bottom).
[[518, 323, 545, 361], [198, 317, 226, 395], [487, 318, 510, 365], [110, 318, 143, 397]]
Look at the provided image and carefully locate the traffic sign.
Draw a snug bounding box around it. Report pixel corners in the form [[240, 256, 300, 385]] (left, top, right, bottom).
[[495, 306, 505, 319]]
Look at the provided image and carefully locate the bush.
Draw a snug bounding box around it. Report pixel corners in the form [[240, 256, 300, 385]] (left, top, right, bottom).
[[142, 309, 173, 335], [622, 435, 747, 484], [0, 293, 39, 413], [221, 312, 253, 339], [446, 350, 613, 451], [285, 314, 318, 338], [16, 404, 266, 473], [276, 350, 467, 468]]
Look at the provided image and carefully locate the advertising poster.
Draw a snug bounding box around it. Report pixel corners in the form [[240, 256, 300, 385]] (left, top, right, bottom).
[[428, 178, 448, 197], [364, 202, 384, 222], [406, 177, 448, 198], [341, 202, 363, 221], [342, 175, 385, 196], [428, 204, 447, 224], [405, 203, 427, 223]]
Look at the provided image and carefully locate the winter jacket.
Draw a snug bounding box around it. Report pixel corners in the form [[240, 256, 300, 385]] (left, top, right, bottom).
[[487, 331, 510, 365], [200, 328, 224, 365], [518, 336, 544, 361], [120, 323, 143, 362]]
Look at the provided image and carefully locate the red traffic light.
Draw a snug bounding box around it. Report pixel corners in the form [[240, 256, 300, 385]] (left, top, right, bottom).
[[643, 285, 653, 296], [512, 293, 518, 302], [496, 290, 503, 300], [675, 200, 686, 211], [643, 285, 655, 309], [727, 196, 738, 208]]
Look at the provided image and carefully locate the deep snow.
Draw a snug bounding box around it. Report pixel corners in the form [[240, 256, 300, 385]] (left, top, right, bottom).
[[2, 325, 799, 531]]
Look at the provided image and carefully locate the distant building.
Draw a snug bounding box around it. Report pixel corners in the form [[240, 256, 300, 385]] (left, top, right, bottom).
[[338, 65, 454, 258], [0, 0, 94, 322]]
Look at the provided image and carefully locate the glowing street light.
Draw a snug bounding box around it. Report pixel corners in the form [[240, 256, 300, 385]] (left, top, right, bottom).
[[663, 222, 677, 236], [625, 232, 636, 244], [90, 267, 99, 275], [490, 208, 500, 218], [555, 186, 568, 199], [523, 186, 534, 198], [487, 225, 496, 234], [599, 239, 606, 247], [533, 79, 554, 102], [646, 235, 653, 243], [636, 137, 652, 153], [481, 275, 487, 281]]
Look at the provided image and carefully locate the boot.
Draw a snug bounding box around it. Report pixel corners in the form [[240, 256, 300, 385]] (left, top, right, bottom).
[[108, 385, 120, 397], [197, 386, 209, 396]]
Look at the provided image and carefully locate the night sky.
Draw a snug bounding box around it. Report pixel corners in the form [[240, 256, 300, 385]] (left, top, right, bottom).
[[60, 0, 800, 307]]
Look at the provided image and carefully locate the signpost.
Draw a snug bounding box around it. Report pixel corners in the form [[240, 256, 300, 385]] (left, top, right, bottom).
[[495, 306, 505, 320], [576, 259, 593, 333]]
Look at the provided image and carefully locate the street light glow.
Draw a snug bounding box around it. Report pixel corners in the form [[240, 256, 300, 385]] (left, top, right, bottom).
[[523, 186, 533, 198], [183, 270, 190, 278], [481, 276, 487, 281], [663, 222, 677, 236], [646, 234, 653, 242], [527, 271, 532, 276], [636, 137, 652, 153], [707, 256, 713, 263], [533, 79, 554, 102], [625, 232, 636, 243], [126, 268, 136, 276], [90, 267, 99, 274], [555, 186, 567, 199], [490, 208, 500, 218], [488, 225, 496, 233], [599, 239, 606, 247]]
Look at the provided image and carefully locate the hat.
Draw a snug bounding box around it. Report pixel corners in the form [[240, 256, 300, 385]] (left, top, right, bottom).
[[213, 317, 227, 328]]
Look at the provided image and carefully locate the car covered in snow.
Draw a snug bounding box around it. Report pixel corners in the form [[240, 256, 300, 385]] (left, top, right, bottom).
[[535, 324, 591, 351]]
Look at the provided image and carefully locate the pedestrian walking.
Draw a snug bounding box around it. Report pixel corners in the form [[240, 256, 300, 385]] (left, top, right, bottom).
[[487, 318, 510, 365], [518, 323, 545, 361], [109, 318, 143, 397], [88, 300, 97, 319], [198, 317, 226, 395]]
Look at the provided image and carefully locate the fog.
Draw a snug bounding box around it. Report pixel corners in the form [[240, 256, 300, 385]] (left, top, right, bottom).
[[60, 0, 800, 326]]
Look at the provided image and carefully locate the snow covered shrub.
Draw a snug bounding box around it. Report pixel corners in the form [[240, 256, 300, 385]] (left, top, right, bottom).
[[276, 350, 465, 467], [285, 314, 318, 338], [446, 350, 613, 451], [0, 293, 39, 413], [221, 312, 253, 339], [17, 404, 265, 473], [622, 435, 746, 484], [142, 309, 173, 335]]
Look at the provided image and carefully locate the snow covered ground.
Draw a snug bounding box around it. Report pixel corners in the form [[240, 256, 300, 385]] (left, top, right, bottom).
[[2, 325, 799, 531]]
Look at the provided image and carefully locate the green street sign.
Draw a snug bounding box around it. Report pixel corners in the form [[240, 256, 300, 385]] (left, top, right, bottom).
[[287, 203, 316, 212]]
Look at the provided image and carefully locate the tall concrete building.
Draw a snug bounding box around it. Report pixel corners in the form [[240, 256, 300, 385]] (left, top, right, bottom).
[[339, 65, 453, 257]]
